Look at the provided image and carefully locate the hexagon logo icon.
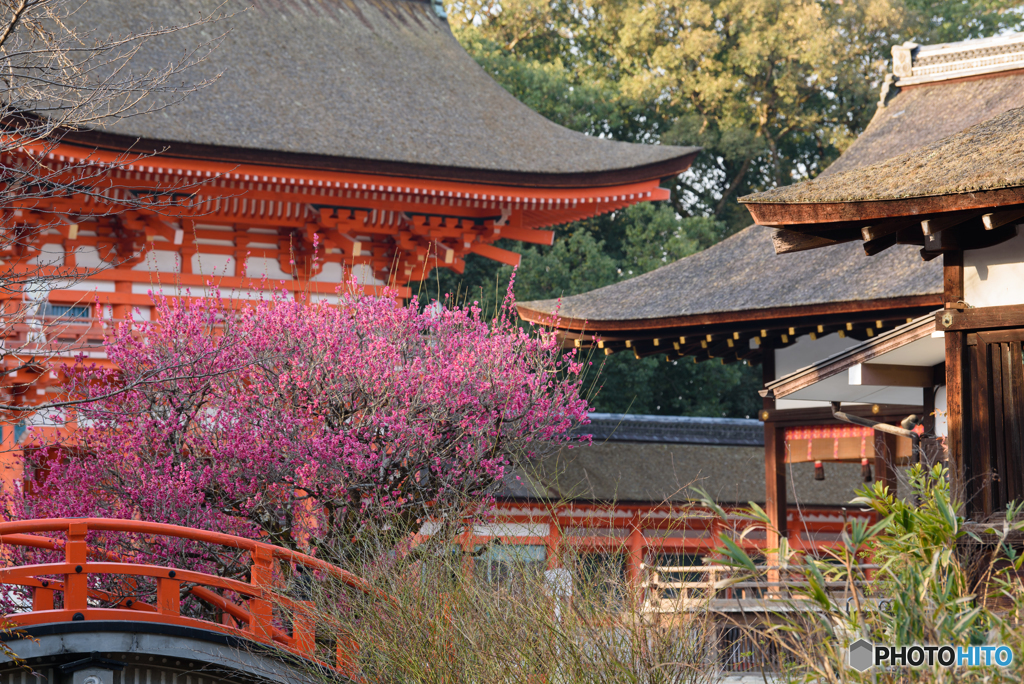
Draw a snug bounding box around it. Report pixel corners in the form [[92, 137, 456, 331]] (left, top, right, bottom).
[[849, 639, 874, 672]]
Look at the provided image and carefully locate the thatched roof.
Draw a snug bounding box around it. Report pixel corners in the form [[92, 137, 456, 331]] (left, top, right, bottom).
[[499, 414, 872, 507], [520, 38, 1024, 336], [824, 72, 1024, 177], [518, 225, 940, 324], [508, 441, 867, 507], [741, 106, 1024, 206], [66, 0, 697, 186]]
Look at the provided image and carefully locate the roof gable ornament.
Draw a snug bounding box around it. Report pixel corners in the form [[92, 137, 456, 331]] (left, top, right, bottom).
[[891, 42, 919, 78]]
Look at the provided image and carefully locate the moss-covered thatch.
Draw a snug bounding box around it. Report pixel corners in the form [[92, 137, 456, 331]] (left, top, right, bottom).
[[741, 105, 1024, 205]]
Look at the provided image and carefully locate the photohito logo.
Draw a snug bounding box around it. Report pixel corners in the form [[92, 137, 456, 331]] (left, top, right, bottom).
[[848, 640, 1014, 671]]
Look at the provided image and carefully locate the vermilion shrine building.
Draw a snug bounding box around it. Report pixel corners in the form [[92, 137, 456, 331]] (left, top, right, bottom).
[[1, 0, 705, 570], [2, 0, 695, 418], [6, 0, 696, 318]]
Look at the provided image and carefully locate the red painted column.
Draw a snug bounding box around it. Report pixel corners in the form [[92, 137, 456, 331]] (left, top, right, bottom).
[[627, 511, 644, 584], [546, 507, 562, 570], [64, 521, 88, 612]]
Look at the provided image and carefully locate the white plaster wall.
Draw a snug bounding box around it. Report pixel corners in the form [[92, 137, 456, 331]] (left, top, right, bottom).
[[191, 253, 234, 277], [244, 254, 292, 280], [352, 264, 385, 287], [135, 284, 272, 300], [29, 242, 66, 266], [134, 249, 181, 273], [311, 262, 345, 283], [73, 246, 111, 269], [934, 385, 947, 438], [473, 523, 550, 538], [310, 294, 342, 305], [80, 280, 116, 293], [964, 230, 1024, 307], [418, 522, 550, 538], [774, 332, 859, 378]]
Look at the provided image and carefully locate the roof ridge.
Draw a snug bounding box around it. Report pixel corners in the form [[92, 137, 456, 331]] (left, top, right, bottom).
[[889, 31, 1024, 88], [576, 412, 764, 446]]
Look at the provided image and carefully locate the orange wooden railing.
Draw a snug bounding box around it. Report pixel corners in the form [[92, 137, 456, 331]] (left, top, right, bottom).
[[0, 518, 385, 676]]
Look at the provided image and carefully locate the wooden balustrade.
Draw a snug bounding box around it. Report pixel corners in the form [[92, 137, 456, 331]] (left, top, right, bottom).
[[640, 563, 878, 612], [0, 518, 386, 674]]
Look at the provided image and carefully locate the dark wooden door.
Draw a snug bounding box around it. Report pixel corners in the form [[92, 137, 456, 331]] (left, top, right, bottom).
[[968, 329, 1024, 516]]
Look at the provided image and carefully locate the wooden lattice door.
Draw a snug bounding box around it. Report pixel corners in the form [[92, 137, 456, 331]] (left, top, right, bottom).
[[967, 329, 1024, 515]]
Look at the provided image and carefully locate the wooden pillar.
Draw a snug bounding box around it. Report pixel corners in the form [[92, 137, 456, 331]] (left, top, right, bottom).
[[762, 348, 787, 545], [874, 431, 898, 495], [546, 508, 562, 570], [923, 385, 936, 466], [627, 511, 644, 584], [762, 347, 786, 588], [764, 423, 787, 588], [944, 251, 966, 506], [112, 280, 133, 321]]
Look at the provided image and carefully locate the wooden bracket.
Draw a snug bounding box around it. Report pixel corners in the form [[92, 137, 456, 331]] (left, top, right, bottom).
[[771, 229, 840, 254], [937, 303, 1024, 332]]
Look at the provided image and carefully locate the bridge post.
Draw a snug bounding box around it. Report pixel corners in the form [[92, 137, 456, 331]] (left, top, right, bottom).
[[32, 584, 54, 611], [293, 601, 316, 655], [157, 576, 181, 616], [65, 521, 88, 611], [336, 633, 361, 679], [248, 546, 274, 639]]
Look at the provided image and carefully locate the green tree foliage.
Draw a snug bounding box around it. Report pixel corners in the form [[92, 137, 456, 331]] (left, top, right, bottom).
[[428, 0, 1021, 417], [449, 0, 1021, 230]]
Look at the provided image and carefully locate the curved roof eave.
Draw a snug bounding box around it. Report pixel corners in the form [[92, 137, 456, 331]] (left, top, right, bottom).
[[516, 226, 943, 331], [61, 129, 700, 189]]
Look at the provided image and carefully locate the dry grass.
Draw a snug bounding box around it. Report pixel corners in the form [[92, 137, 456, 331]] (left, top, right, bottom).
[[283, 546, 724, 684]]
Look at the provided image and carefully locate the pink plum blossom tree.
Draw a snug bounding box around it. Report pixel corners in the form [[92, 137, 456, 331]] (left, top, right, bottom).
[[14, 277, 589, 568]]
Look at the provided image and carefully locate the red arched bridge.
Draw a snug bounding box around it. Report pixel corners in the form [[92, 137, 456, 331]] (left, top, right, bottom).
[[0, 518, 380, 682]]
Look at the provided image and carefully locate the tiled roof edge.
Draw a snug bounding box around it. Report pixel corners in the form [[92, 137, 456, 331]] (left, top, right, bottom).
[[573, 413, 764, 447]]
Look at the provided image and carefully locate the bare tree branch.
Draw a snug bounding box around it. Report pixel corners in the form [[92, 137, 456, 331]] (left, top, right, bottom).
[[0, 0, 231, 429]]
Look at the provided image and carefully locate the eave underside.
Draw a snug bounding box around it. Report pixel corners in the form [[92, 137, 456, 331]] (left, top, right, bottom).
[[10, 141, 680, 294], [518, 295, 942, 365], [64, 130, 700, 190], [761, 314, 938, 399], [748, 191, 1024, 259]]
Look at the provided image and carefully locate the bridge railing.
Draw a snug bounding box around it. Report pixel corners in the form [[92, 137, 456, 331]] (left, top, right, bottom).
[[0, 518, 384, 677]]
